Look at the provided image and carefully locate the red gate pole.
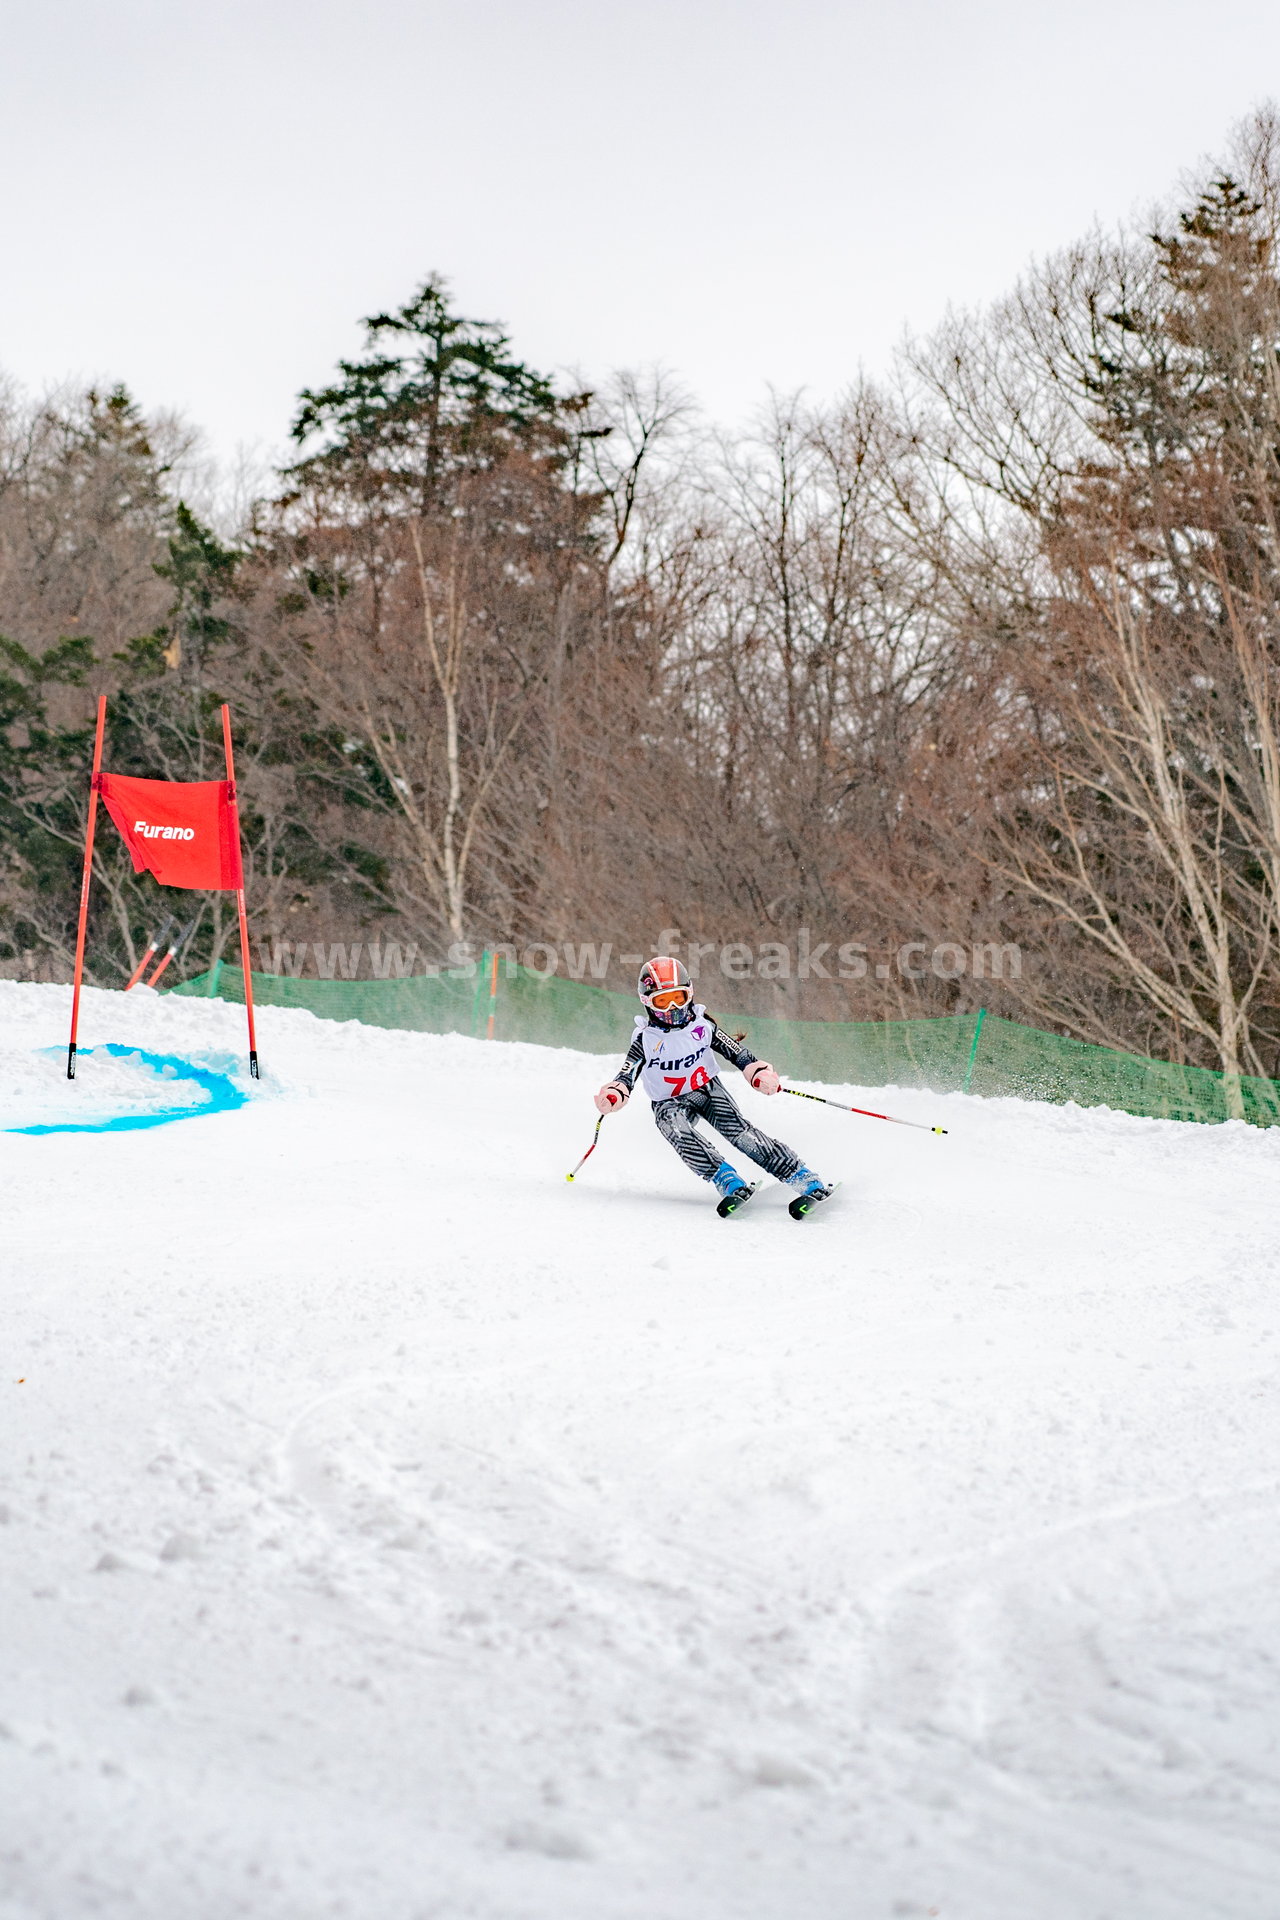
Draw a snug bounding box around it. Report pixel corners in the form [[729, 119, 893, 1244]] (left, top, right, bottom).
[[67, 695, 107, 1080], [221, 703, 259, 1079]]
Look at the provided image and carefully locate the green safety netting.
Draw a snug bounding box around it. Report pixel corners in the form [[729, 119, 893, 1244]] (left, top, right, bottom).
[[172, 959, 1280, 1128]]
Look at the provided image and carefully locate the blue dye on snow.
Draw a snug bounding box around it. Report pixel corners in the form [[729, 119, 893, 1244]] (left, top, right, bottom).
[[9, 1045, 248, 1136]]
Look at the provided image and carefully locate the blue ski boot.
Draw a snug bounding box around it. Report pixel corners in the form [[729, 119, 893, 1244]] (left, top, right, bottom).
[[712, 1161, 758, 1218], [788, 1167, 833, 1220]]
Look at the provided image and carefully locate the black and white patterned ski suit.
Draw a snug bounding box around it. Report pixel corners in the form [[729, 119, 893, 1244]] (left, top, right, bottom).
[[614, 1007, 806, 1187], [651, 1079, 805, 1185]]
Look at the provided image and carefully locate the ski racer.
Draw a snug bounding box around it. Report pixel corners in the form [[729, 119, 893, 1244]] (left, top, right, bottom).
[[593, 956, 833, 1217]]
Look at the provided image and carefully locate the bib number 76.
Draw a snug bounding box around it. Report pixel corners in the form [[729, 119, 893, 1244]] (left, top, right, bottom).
[[663, 1064, 711, 1097]]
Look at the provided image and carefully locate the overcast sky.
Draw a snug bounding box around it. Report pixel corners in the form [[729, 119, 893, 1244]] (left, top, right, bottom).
[[3, 0, 1278, 473]]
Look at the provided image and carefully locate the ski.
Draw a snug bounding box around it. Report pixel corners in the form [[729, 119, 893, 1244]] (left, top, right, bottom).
[[716, 1180, 761, 1218], [788, 1180, 840, 1220]]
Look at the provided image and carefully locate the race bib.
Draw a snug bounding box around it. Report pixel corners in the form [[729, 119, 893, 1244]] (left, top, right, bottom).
[[637, 1005, 720, 1102]]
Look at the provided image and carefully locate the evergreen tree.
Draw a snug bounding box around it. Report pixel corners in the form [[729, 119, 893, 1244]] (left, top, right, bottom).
[[287, 274, 562, 513], [153, 502, 240, 678]]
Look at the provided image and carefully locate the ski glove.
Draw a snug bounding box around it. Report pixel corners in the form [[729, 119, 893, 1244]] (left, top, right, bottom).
[[594, 1080, 630, 1114], [746, 1061, 782, 1095]]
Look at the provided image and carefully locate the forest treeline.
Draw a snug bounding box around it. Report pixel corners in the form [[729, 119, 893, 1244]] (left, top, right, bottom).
[[5, 111, 1280, 1091]]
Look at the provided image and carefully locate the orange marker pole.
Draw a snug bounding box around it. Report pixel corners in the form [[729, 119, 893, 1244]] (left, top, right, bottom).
[[67, 695, 107, 1079], [145, 948, 176, 988], [485, 946, 500, 1040], [144, 913, 198, 990], [221, 703, 259, 1079], [125, 915, 174, 990], [125, 943, 159, 991]]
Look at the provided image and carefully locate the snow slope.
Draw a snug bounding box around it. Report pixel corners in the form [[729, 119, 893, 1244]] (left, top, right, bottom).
[[2, 979, 1279, 1920]]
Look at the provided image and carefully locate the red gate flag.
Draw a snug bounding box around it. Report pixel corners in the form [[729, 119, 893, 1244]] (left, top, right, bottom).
[[96, 773, 243, 891], [68, 698, 259, 1081]]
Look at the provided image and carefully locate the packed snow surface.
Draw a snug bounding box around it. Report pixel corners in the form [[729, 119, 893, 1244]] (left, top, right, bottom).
[[2, 980, 1279, 1920]]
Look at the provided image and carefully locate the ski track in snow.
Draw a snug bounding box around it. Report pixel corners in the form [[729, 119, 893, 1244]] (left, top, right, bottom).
[[1, 978, 1278, 1920]]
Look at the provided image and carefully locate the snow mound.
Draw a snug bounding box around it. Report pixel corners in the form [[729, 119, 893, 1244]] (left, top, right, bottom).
[[0, 1042, 249, 1135], [2, 980, 1279, 1919]]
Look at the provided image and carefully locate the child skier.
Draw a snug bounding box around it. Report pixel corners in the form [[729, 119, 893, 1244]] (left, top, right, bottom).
[[594, 956, 833, 1217]]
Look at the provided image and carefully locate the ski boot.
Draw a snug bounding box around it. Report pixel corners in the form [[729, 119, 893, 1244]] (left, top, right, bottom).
[[788, 1167, 833, 1220], [712, 1161, 759, 1218]]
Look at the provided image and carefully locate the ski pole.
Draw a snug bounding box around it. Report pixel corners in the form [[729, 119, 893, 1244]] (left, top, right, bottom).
[[782, 1085, 948, 1135], [125, 915, 175, 990], [565, 1114, 604, 1181]]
